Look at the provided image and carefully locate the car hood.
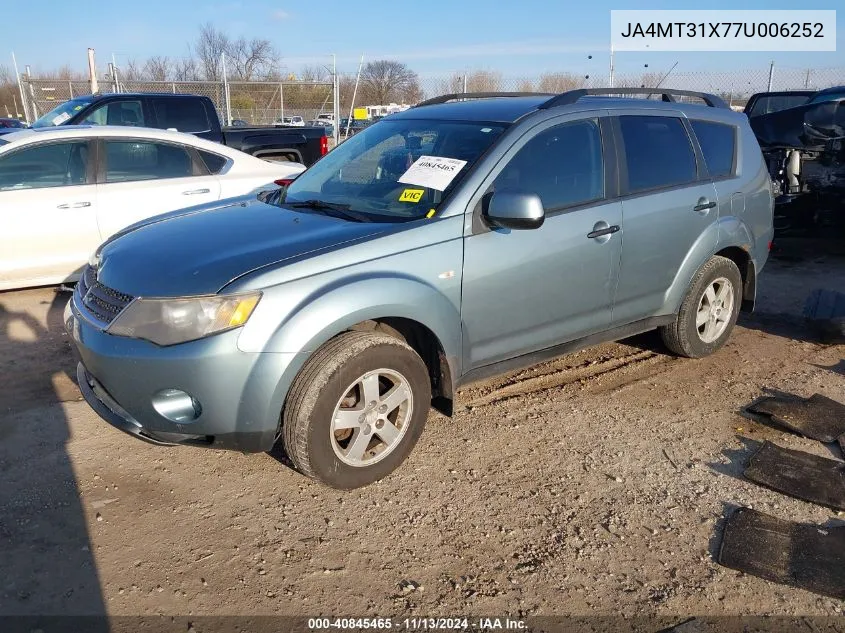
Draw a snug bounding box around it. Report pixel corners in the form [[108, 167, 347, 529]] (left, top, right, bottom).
[[751, 99, 845, 149], [95, 196, 391, 297]]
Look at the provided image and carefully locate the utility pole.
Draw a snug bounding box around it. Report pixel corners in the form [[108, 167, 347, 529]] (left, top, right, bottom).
[[112, 52, 120, 92], [88, 48, 99, 94], [221, 52, 231, 126], [346, 54, 364, 139], [25, 65, 38, 118], [332, 54, 340, 146], [11, 52, 29, 122], [609, 45, 615, 89]]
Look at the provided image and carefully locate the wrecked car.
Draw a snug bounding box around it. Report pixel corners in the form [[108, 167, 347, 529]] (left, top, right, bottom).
[[750, 91, 845, 232]]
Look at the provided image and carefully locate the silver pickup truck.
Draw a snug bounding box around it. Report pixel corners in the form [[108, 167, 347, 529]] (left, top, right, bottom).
[[66, 88, 774, 489]]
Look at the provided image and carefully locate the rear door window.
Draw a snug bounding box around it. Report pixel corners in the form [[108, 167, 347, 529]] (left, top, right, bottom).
[[690, 120, 736, 179], [104, 140, 194, 183], [618, 116, 697, 194], [152, 98, 210, 133]]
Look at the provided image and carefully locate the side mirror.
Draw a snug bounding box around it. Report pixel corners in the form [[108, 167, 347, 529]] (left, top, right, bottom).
[[483, 191, 545, 230]]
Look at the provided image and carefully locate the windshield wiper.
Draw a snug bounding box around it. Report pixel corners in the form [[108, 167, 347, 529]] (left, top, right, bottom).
[[289, 199, 351, 211], [285, 199, 371, 222]]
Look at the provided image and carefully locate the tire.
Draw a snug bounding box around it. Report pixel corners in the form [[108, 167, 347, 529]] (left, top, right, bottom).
[[282, 331, 431, 489], [659, 255, 743, 359]]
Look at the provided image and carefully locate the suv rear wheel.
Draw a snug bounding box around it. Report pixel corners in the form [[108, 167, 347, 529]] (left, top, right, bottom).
[[282, 331, 431, 489], [659, 255, 742, 358]]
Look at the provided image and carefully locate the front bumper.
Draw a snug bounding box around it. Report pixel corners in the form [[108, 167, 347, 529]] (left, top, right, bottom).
[[66, 292, 302, 453], [76, 363, 182, 447]]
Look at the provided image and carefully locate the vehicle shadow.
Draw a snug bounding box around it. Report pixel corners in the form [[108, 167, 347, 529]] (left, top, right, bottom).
[[0, 288, 107, 622]]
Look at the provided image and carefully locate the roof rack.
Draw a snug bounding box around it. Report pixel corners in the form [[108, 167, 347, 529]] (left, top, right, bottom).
[[414, 92, 555, 107], [538, 88, 729, 110], [414, 88, 729, 111]]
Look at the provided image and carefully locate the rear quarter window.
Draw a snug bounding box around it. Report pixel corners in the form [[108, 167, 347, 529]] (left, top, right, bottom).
[[198, 149, 228, 174], [690, 120, 737, 179]]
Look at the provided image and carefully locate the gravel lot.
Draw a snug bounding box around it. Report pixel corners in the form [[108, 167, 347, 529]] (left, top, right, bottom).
[[1, 238, 843, 621]]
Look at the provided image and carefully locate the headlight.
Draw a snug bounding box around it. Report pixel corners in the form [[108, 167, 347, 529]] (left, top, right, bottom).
[[107, 292, 261, 346]]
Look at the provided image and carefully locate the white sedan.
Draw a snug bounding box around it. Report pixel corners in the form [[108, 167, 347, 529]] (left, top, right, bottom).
[[0, 125, 305, 291]]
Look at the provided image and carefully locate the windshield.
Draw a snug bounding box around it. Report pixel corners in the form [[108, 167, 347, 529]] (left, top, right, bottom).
[[282, 119, 505, 221], [747, 94, 811, 117], [31, 97, 94, 128]]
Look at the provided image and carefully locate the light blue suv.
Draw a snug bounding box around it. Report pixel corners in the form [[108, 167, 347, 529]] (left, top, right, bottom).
[[66, 88, 774, 488]]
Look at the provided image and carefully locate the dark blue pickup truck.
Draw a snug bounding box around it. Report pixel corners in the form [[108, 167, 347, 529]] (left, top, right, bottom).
[[31, 92, 328, 166]]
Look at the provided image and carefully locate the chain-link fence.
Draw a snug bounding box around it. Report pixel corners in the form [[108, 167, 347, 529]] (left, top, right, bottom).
[[19, 77, 336, 128], [18, 65, 845, 128]]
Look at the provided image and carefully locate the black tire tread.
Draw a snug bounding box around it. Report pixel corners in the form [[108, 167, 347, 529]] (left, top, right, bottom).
[[282, 331, 420, 482], [659, 255, 742, 358]]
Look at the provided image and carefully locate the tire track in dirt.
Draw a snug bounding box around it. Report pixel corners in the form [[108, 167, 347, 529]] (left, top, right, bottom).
[[461, 349, 669, 407]]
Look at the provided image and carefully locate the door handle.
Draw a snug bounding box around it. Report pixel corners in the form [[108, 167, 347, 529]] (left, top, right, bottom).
[[586, 224, 620, 239], [56, 201, 92, 209], [182, 188, 211, 195], [694, 198, 717, 213]]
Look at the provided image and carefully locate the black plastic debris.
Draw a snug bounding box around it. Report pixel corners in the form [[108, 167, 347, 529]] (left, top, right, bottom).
[[745, 393, 845, 443], [804, 289, 845, 341], [744, 441, 845, 511], [718, 507, 845, 600]]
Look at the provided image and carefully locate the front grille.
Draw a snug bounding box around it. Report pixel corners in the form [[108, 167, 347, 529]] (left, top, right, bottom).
[[77, 265, 135, 325]]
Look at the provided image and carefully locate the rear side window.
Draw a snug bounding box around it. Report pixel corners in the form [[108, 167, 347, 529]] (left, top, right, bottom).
[[152, 98, 210, 133], [104, 140, 194, 183], [691, 120, 736, 179], [492, 118, 604, 210], [198, 150, 228, 174], [619, 116, 697, 194]]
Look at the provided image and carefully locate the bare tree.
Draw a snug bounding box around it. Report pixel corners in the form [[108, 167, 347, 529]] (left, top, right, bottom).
[[54, 65, 85, 80], [300, 64, 330, 82], [194, 23, 229, 80], [360, 60, 419, 104], [228, 37, 278, 80], [122, 59, 144, 81], [144, 56, 171, 81], [438, 72, 464, 95], [0, 65, 20, 118], [518, 79, 535, 92], [464, 70, 501, 92], [173, 57, 200, 82], [538, 72, 585, 93]]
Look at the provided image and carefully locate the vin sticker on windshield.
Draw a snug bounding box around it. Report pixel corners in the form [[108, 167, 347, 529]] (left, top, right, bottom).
[[52, 112, 72, 125], [398, 156, 468, 192], [399, 188, 424, 203]]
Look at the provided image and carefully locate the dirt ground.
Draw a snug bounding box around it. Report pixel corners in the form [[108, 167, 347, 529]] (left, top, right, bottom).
[[1, 238, 844, 622]]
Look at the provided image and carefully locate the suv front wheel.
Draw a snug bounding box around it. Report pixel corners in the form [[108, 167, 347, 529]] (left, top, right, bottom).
[[659, 255, 743, 358], [282, 331, 431, 489]]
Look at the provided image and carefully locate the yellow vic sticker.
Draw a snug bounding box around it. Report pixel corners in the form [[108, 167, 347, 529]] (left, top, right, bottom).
[[399, 188, 424, 203]]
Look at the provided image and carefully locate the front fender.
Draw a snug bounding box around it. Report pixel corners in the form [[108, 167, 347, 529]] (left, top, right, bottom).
[[258, 273, 461, 359], [236, 273, 462, 437]]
